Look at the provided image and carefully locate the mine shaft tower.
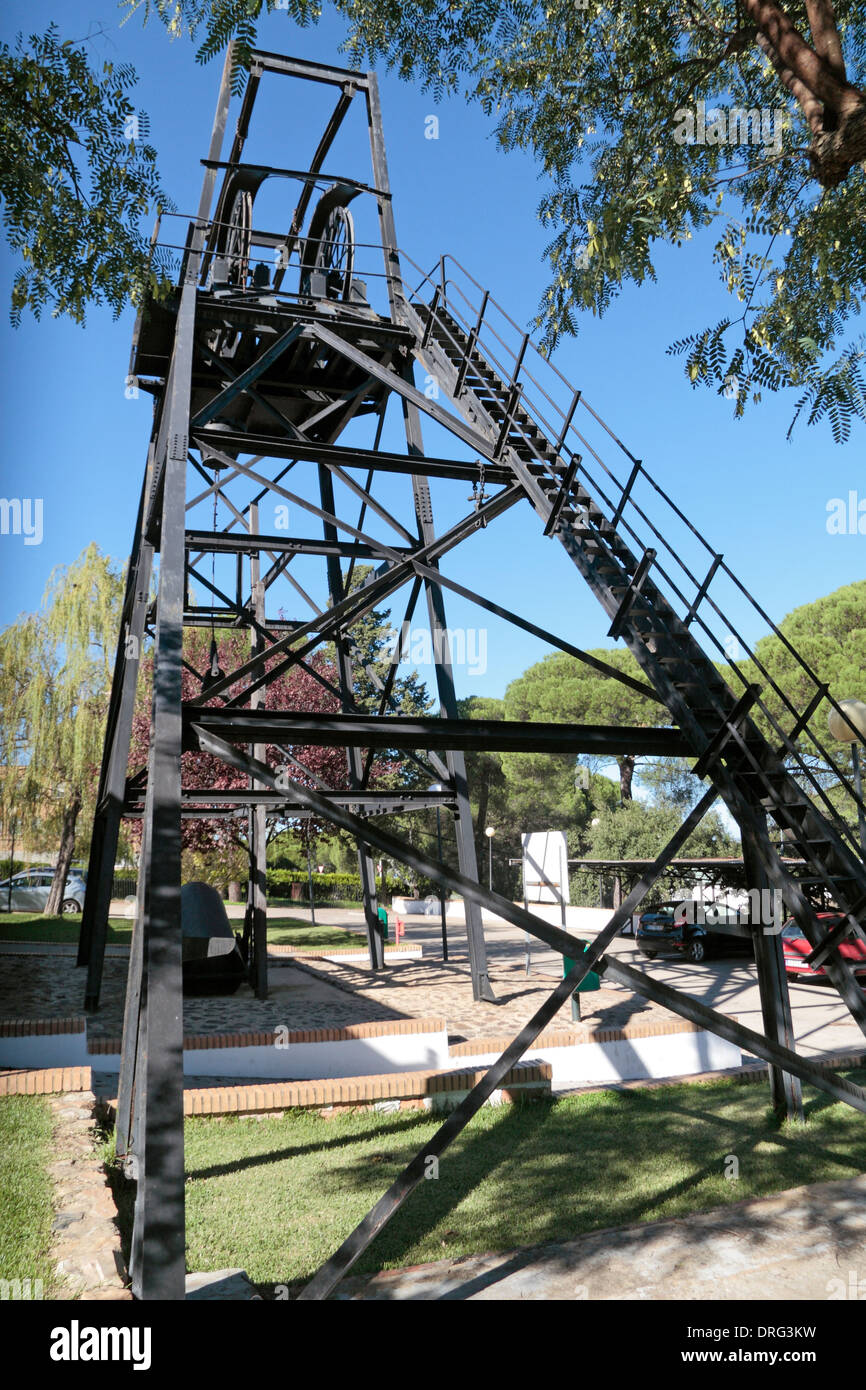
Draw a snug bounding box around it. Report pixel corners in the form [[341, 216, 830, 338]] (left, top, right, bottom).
[[79, 48, 866, 1300]]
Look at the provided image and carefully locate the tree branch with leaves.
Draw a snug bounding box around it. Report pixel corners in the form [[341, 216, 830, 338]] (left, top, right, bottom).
[[136, 0, 866, 439]]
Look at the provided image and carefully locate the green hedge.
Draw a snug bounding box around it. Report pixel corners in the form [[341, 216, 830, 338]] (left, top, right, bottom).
[[266, 870, 409, 902]]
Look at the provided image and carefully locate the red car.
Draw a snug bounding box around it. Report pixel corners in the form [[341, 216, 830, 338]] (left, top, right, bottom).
[[781, 913, 866, 981]]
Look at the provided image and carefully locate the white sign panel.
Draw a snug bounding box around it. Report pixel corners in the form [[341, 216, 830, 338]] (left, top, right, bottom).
[[522, 830, 570, 905]]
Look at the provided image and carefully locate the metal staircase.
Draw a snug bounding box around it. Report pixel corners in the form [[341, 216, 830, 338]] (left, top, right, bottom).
[[402, 262, 866, 1006]]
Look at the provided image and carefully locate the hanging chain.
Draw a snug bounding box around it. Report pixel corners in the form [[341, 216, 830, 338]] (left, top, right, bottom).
[[468, 457, 487, 527]]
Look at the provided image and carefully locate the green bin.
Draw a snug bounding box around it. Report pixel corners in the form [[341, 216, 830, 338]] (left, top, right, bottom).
[[563, 939, 600, 1021]]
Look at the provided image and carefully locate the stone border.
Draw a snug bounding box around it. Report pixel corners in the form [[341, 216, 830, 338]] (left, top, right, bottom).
[[9, 1043, 866, 1101], [46, 1089, 131, 1300]]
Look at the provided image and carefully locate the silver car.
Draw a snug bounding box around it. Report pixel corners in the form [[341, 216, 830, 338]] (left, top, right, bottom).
[[0, 869, 86, 914]]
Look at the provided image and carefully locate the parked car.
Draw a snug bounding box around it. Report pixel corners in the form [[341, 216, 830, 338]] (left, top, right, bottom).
[[781, 914, 866, 981], [636, 899, 753, 964], [0, 868, 86, 914]]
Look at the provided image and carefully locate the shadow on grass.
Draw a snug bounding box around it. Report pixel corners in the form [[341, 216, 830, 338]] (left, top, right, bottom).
[[184, 1108, 438, 1182], [108, 1068, 866, 1296], [303, 1077, 866, 1287]]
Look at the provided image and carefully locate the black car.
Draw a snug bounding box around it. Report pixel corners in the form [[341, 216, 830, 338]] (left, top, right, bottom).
[[635, 900, 754, 964]]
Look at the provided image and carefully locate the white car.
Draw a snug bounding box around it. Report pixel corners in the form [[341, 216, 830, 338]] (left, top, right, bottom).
[[0, 869, 86, 914]]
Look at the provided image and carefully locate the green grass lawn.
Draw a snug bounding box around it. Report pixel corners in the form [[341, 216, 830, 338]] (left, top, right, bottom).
[[0, 914, 363, 950], [0, 1096, 60, 1298], [0, 914, 133, 944], [266, 919, 366, 949], [170, 1070, 866, 1292], [268, 898, 367, 912]]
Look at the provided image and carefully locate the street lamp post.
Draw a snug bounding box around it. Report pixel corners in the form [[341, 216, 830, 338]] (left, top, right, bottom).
[[485, 825, 495, 892], [590, 817, 602, 908], [828, 698, 866, 861], [305, 830, 316, 929]]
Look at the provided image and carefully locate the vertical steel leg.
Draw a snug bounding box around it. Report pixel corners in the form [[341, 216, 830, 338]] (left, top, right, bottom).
[[130, 424, 189, 1298], [741, 814, 804, 1122], [317, 464, 384, 969], [248, 503, 269, 998], [80, 455, 154, 1005], [115, 763, 152, 1160], [400, 379, 495, 1001]]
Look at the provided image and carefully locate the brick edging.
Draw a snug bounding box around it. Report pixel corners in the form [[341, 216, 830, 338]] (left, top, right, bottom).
[[268, 943, 422, 957], [0, 1016, 86, 1037], [88, 1015, 448, 1055], [448, 1015, 736, 1056], [152, 1060, 553, 1116], [0, 1066, 92, 1095]]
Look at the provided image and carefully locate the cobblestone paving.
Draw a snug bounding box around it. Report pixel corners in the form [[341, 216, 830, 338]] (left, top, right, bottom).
[[0, 947, 673, 1042], [299, 954, 673, 1041], [0, 956, 398, 1039], [0, 958, 131, 1030]]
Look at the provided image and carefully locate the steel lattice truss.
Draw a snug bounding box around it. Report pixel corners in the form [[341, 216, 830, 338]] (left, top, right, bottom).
[[77, 48, 866, 1300]]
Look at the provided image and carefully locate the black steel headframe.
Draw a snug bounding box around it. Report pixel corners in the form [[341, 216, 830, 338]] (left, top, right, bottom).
[[78, 44, 866, 1301]]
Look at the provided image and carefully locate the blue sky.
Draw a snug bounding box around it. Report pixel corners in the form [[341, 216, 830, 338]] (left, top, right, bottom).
[[0, 0, 863, 710]]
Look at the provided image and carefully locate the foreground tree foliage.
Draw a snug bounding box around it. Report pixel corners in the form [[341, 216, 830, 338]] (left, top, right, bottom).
[[0, 23, 172, 324], [5, 4, 862, 433], [138, 0, 866, 439]]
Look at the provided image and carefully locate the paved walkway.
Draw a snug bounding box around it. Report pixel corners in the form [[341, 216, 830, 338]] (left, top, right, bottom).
[[5, 903, 866, 1056], [0, 944, 670, 1043], [335, 1173, 866, 1301], [305, 953, 668, 1041]]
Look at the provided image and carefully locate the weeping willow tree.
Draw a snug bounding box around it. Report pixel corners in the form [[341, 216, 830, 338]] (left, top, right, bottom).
[[0, 545, 124, 914]]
